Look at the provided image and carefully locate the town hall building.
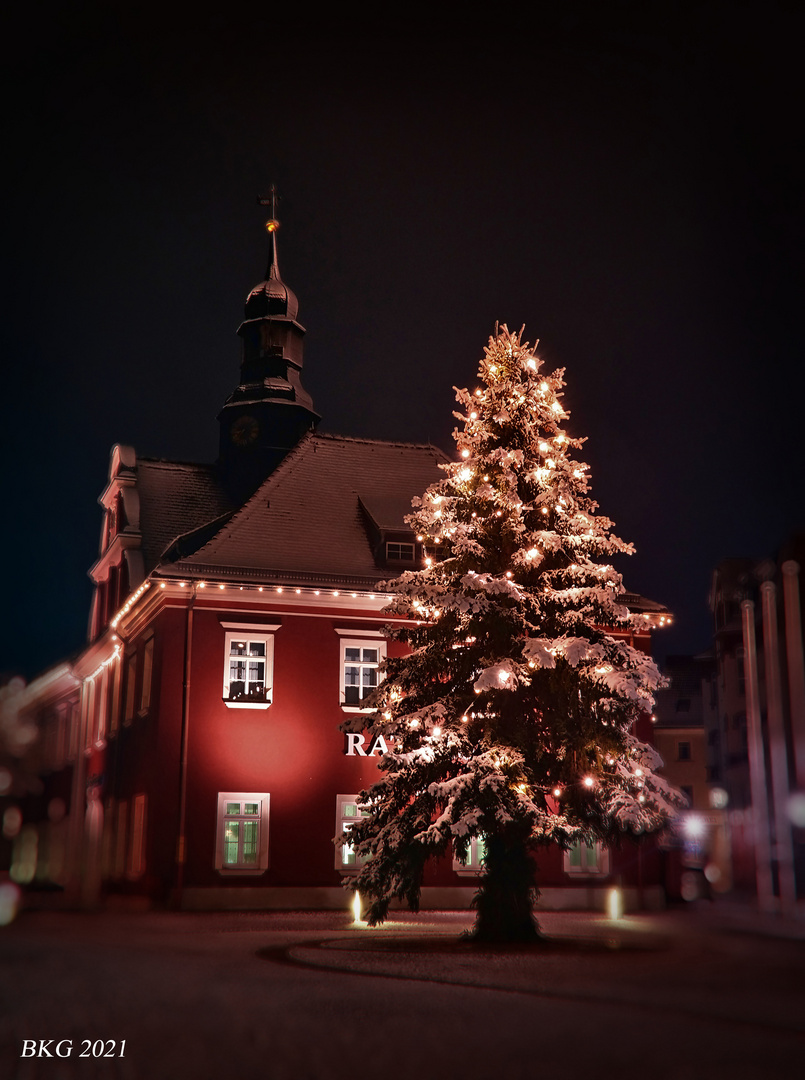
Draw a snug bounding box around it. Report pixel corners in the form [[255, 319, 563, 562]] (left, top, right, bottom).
[[6, 213, 672, 912]]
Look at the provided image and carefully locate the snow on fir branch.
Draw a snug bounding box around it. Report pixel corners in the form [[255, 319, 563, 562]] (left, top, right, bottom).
[[338, 325, 684, 938]]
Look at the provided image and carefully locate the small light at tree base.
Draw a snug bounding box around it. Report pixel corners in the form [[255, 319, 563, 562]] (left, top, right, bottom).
[[352, 891, 363, 925], [607, 887, 623, 921]]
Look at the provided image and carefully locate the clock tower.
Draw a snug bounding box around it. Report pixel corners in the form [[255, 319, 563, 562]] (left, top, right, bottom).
[[218, 195, 320, 498]]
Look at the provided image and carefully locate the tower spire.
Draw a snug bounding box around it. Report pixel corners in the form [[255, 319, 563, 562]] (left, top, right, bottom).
[[217, 190, 320, 498], [257, 186, 281, 281]]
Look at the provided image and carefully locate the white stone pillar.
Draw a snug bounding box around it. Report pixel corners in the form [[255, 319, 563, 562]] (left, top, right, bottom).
[[741, 600, 775, 911], [782, 561, 805, 790], [760, 581, 797, 913]]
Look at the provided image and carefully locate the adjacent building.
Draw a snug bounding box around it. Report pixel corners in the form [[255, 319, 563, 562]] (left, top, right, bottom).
[[708, 544, 805, 908]]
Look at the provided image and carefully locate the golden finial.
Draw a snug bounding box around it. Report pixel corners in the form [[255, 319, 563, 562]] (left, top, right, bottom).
[[257, 184, 280, 233]]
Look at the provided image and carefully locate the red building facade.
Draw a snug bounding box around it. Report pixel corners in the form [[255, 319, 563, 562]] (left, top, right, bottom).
[[9, 224, 671, 912]]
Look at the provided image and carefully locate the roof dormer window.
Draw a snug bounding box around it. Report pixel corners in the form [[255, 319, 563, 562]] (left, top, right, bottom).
[[386, 541, 416, 563]]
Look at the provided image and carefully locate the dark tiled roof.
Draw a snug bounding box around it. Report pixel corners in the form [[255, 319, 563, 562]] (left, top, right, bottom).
[[359, 494, 422, 532], [136, 460, 234, 573], [620, 592, 670, 615], [170, 433, 449, 584]]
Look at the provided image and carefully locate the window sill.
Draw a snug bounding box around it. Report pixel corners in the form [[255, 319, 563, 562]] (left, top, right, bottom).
[[216, 867, 268, 876], [340, 705, 374, 714], [223, 700, 272, 710]]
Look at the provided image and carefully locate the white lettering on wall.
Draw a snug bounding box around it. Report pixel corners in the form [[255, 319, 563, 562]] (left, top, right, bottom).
[[344, 733, 391, 757], [367, 734, 388, 756], [345, 733, 367, 756]]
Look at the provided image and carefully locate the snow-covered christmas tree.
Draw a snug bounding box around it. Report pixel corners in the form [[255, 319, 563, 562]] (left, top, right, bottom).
[[341, 326, 683, 941]]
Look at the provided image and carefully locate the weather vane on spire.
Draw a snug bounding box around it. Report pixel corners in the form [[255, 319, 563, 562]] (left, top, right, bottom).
[[257, 185, 280, 233]]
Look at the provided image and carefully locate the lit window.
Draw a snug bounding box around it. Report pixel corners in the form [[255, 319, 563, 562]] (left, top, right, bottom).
[[386, 541, 416, 562], [335, 794, 370, 871], [336, 631, 386, 711], [215, 792, 269, 873], [564, 839, 609, 876], [453, 836, 486, 875], [221, 624, 280, 710]]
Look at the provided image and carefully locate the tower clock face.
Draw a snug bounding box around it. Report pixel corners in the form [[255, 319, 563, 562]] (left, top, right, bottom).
[[230, 414, 260, 447]]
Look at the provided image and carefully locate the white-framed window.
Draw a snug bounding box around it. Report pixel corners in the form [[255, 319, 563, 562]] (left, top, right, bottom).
[[564, 839, 609, 877], [386, 541, 416, 563], [335, 794, 370, 871], [335, 630, 386, 711], [215, 792, 270, 874], [221, 623, 280, 710], [453, 835, 487, 875]]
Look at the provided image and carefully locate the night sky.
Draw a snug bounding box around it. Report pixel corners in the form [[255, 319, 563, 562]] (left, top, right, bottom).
[[2, 5, 803, 682]]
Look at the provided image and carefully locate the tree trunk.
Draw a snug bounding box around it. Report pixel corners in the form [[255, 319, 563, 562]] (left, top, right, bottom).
[[469, 830, 541, 943]]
